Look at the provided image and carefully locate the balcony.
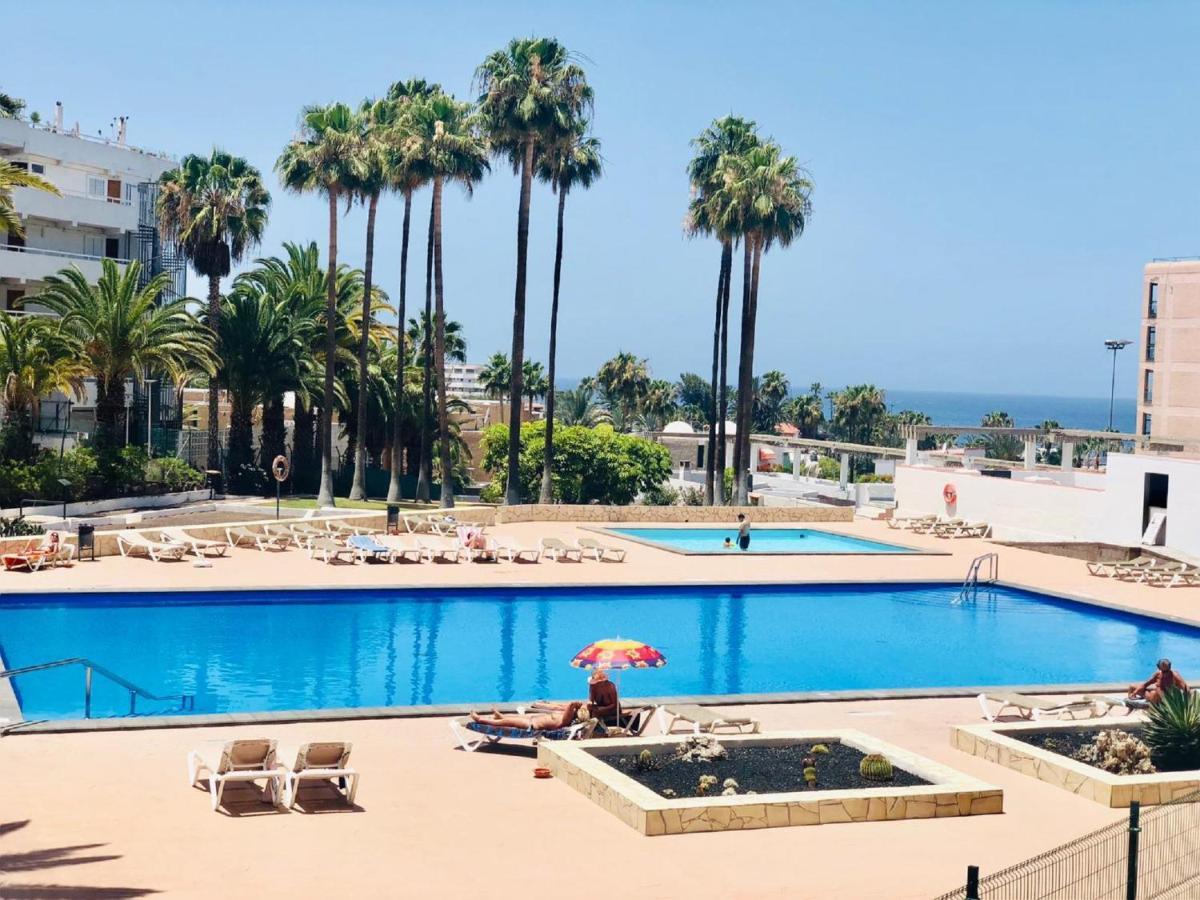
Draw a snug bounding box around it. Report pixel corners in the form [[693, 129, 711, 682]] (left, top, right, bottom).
[[0, 245, 127, 285], [13, 184, 137, 232]]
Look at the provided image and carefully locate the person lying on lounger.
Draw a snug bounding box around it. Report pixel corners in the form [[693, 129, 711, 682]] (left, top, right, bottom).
[[1129, 658, 1189, 705], [471, 701, 583, 731]]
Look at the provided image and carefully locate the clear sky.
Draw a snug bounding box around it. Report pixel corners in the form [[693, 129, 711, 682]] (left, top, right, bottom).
[[9, 1, 1199, 399]]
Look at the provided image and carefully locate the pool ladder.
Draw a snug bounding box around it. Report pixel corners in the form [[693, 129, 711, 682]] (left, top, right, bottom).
[[0, 657, 194, 719], [954, 553, 999, 605]]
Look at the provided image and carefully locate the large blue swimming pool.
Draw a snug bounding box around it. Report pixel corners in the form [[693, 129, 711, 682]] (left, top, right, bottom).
[[3, 583, 1199, 720], [607, 527, 916, 554]]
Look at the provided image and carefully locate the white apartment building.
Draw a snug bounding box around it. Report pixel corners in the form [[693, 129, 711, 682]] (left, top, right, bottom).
[[445, 362, 487, 400], [0, 105, 184, 439]]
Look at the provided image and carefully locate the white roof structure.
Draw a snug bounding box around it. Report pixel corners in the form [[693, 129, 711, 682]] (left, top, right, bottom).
[[662, 421, 694, 434]]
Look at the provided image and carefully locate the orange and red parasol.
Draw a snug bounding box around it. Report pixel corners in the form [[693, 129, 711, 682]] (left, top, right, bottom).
[[570, 638, 667, 671]]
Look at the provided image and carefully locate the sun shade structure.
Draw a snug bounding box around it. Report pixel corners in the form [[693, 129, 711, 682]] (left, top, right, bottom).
[[570, 638, 667, 670]]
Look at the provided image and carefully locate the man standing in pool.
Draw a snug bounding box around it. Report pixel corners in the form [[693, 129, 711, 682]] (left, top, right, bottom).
[[736, 514, 751, 551]]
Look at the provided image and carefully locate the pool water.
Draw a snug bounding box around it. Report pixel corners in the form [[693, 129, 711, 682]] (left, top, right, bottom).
[[607, 527, 916, 554], [3, 583, 1200, 720]]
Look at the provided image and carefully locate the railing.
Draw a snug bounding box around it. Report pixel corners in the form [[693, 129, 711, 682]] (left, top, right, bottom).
[[0, 657, 194, 718], [0, 244, 131, 265], [54, 186, 133, 207], [954, 553, 998, 605]]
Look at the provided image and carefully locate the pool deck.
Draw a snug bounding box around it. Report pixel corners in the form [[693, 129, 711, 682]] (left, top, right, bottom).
[[0, 517, 1195, 898]]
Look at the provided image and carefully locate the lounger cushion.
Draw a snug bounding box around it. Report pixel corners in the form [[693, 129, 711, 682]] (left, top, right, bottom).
[[463, 720, 574, 740]]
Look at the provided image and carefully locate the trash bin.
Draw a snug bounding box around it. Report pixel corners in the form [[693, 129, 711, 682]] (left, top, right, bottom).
[[205, 469, 223, 496], [77, 523, 96, 561]]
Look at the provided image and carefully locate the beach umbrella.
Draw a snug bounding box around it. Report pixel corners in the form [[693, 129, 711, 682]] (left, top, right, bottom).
[[571, 638, 666, 729]]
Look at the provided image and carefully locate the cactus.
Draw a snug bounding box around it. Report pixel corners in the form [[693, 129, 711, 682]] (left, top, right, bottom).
[[859, 753, 894, 781], [802, 755, 816, 768], [697, 774, 718, 796], [803, 765, 818, 787], [723, 778, 739, 790], [811, 744, 830, 755]]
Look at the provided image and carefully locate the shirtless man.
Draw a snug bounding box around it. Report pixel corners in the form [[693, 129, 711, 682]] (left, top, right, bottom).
[[1129, 658, 1189, 705], [736, 513, 751, 551], [532, 670, 620, 723], [471, 701, 583, 731]]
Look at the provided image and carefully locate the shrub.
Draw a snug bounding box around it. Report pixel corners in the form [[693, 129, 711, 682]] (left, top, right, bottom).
[[680, 486, 704, 506], [228, 462, 268, 495], [0, 515, 43, 537], [641, 483, 679, 506], [855, 473, 893, 484], [816, 456, 841, 481], [147, 456, 205, 492], [1144, 690, 1200, 771]]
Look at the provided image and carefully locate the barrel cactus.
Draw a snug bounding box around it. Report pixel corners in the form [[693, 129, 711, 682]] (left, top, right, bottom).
[[811, 744, 830, 755], [859, 753, 894, 781], [803, 766, 818, 786]]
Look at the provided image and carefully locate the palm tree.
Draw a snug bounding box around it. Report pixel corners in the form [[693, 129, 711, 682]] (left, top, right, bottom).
[[475, 37, 593, 504], [0, 91, 25, 119], [0, 312, 85, 457], [534, 123, 602, 502], [479, 351, 511, 419], [399, 92, 489, 508], [0, 160, 60, 238], [718, 141, 813, 503], [832, 384, 888, 447], [687, 116, 759, 504], [595, 352, 649, 429], [522, 359, 548, 414], [35, 261, 215, 448], [276, 102, 361, 507], [638, 379, 678, 432], [554, 385, 610, 426], [384, 78, 441, 503], [156, 150, 270, 472]]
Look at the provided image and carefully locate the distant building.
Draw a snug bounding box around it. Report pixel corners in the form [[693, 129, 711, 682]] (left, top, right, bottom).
[[445, 362, 487, 400], [1138, 260, 1200, 443], [0, 105, 184, 444]]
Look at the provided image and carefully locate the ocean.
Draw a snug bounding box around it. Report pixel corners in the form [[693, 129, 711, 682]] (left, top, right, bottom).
[[883, 389, 1137, 433]]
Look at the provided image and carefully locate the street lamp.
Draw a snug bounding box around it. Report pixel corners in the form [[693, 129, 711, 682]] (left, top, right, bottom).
[[1104, 339, 1132, 431], [145, 378, 157, 457]]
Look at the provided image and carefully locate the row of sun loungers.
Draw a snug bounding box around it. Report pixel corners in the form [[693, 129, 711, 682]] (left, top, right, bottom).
[[187, 738, 358, 811], [1085, 555, 1200, 587], [886, 515, 990, 538]]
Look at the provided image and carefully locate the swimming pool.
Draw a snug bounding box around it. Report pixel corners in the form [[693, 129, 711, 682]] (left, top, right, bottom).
[[3, 583, 1199, 721], [605, 527, 918, 554]]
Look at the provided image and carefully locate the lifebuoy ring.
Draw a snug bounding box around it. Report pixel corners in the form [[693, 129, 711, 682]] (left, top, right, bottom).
[[943, 483, 957, 505], [271, 455, 290, 483]]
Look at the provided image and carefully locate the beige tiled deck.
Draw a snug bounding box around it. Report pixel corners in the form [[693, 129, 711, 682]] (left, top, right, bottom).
[[0, 517, 1195, 898]]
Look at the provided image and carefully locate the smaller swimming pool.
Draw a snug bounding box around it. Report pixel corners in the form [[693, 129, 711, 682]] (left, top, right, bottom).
[[604, 527, 919, 555]]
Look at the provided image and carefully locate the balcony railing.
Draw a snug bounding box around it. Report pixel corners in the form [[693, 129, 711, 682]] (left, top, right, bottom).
[[58, 186, 133, 207], [0, 244, 130, 265]]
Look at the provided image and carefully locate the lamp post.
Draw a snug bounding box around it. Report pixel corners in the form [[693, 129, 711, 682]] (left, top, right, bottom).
[[1104, 340, 1132, 431], [145, 378, 157, 457]]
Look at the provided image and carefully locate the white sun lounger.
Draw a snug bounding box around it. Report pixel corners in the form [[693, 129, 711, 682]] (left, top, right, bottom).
[[576, 537, 627, 562], [159, 527, 229, 558], [348, 534, 393, 563], [225, 526, 291, 552], [492, 536, 541, 563], [289, 522, 330, 547], [376, 534, 427, 562], [977, 692, 1096, 722], [1083, 694, 1151, 716], [187, 738, 284, 811], [116, 530, 187, 562], [1085, 556, 1157, 578], [540, 537, 583, 562], [417, 536, 460, 562], [280, 741, 359, 809], [886, 514, 935, 531], [655, 704, 761, 735], [308, 538, 355, 564], [1142, 562, 1200, 588], [327, 520, 378, 538], [449, 715, 597, 752]]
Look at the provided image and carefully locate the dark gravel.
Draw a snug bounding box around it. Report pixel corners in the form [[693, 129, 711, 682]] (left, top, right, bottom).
[[595, 741, 929, 798], [1009, 726, 1197, 774]]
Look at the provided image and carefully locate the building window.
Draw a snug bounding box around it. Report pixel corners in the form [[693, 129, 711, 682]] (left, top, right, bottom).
[[1146, 326, 1156, 362], [30, 163, 44, 174], [87, 176, 106, 199], [1142, 413, 1153, 436], [1148, 282, 1158, 318], [10, 161, 28, 171], [104, 237, 121, 259], [1144, 369, 1154, 404]]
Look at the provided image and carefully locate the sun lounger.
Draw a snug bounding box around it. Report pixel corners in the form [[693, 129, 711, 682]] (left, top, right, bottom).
[[541, 537, 583, 562], [308, 538, 356, 564], [492, 536, 541, 563], [1083, 694, 1151, 716], [1142, 562, 1200, 588], [348, 534, 393, 563], [977, 691, 1096, 722], [226, 526, 291, 552], [655, 704, 760, 735], [402, 514, 433, 534], [289, 522, 330, 547], [159, 527, 229, 558], [417, 536, 460, 562], [938, 521, 990, 539], [449, 715, 597, 752], [116, 529, 187, 562], [376, 533, 426, 562], [455, 526, 497, 562], [187, 738, 284, 811], [2, 540, 46, 572], [924, 518, 965, 536], [280, 741, 359, 809], [261, 522, 303, 548], [576, 537, 627, 562], [886, 514, 935, 531], [327, 520, 378, 538], [1086, 555, 1157, 578]]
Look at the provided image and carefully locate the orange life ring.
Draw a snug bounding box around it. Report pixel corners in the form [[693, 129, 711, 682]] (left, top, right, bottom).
[[943, 483, 957, 505], [271, 455, 290, 483]]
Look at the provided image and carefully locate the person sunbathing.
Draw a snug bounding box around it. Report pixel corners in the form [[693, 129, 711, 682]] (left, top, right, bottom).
[[1129, 658, 1189, 705], [471, 701, 583, 731], [532, 670, 621, 723]]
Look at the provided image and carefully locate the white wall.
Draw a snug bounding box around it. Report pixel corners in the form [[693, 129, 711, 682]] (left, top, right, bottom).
[[1102, 454, 1200, 554]]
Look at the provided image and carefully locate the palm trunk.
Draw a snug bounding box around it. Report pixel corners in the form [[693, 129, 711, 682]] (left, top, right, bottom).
[[317, 189, 338, 507], [206, 274, 221, 471], [349, 192, 379, 501], [260, 393, 285, 471], [416, 192, 435, 503], [228, 390, 255, 477], [431, 176, 454, 510], [716, 243, 732, 505], [504, 138, 535, 506], [734, 236, 754, 505], [736, 234, 764, 505], [291, 400, 315, 493], [387, 189, 413, 503], [95, 377, 124, 451], [705, 241, 730, 505]]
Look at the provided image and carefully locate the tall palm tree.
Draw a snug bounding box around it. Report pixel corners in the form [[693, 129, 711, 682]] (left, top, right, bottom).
[[276, 103, 361, 506], [553, 385, 610, 426], [35, 261, 215, 448], [0, 91, 25, 119], [534, 123, 602, 502], [686, 116, 759, 505], [595, 352, 649, 429], [400, 92, 489, 508], [522, 359, 548, 414], [475, 37, 593, 504], [638, 379, 678, 432], [157, 149, 270, 471], [0, 312, 85, 457], [384, 78, 441, 503], [0, 159, 60, 237], [479, 351, 511, 421], [719, 141, 812, 503]]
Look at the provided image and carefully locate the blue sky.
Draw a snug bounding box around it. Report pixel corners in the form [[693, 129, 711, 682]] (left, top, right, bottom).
[[10, 1, 1199, 399]]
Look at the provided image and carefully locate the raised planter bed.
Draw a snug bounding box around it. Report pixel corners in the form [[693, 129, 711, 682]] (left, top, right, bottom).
[[538, 730, 1002, 835]]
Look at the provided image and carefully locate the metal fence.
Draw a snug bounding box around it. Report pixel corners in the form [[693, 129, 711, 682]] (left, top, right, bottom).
[[934, 793, 1200, 900]]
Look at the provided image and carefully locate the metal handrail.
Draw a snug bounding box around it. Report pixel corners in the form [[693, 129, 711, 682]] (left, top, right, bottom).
[[955, 553, 999, 605], [0, 657, 194, 718], [0, 245, 131, 265]]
